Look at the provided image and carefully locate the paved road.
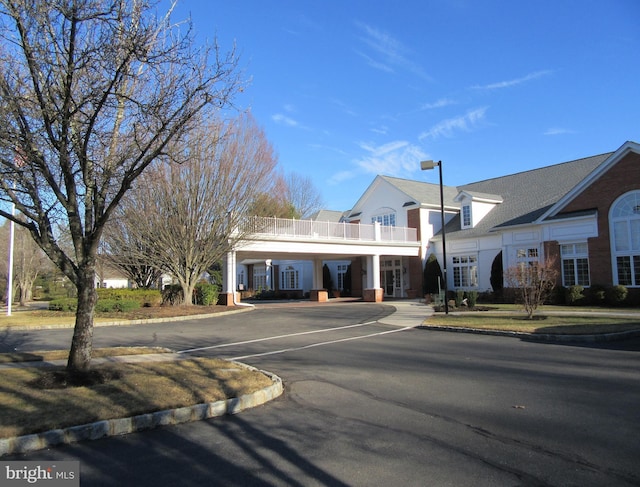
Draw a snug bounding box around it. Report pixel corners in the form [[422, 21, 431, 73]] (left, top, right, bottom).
[[2, 302, 640, 486]]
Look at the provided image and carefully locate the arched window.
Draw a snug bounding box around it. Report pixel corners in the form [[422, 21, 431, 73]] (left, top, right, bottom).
[[371, 208, 397, 227], [610, 191, 640, 287]]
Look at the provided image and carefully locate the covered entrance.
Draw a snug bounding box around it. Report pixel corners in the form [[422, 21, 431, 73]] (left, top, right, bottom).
[[221, 217, 420, 305], [380, 258, 403, 298]]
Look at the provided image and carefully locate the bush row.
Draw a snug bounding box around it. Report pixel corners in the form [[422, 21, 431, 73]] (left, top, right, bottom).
[[562, 284, 629, 307], [48, 288, 162, 312], [161, 283, 219, 306], [48, 297, 140, 312], [96, 288, 162, 307]]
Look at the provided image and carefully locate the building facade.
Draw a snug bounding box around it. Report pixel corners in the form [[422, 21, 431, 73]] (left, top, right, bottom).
[[233, 141, 640, 304]]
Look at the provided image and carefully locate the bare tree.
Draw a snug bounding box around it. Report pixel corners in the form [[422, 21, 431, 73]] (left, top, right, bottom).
[[248, 172, 324, 219], [504, 257, 558, 319], [108, 112, 278, 304], [0, 0, 241, 372], [100, 221, 162, 289], [248, 177, 296, 218], [0, 218, 49, 305], [283, 172, 324, 219]]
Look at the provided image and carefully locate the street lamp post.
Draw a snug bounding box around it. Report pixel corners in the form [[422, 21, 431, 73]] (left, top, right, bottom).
[[421, 160, 449, 314]]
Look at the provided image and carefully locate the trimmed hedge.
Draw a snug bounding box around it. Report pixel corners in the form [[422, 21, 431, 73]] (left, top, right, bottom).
[[194, 282, 219, 306], [48, 298, 78, 312], [49, 289, 160, 312], [96, 288, 162, 307], [95, 299, 140, 313]]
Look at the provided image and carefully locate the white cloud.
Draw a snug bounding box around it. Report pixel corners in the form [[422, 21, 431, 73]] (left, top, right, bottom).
[[328, 170, 357, 185], [471, 70, 552, 90], [272, 113, 299, 127], [354, 140, 428, 176], [544, 127, 576, 136], [370, 125, 389, 135], [353, 49, 394, 73], [354, 22, 431, 80], [419, 107, 488, 140], [421, 98, 457, 110]]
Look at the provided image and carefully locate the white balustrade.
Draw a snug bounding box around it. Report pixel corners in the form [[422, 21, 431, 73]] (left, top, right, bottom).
[[239, 216, 417, 243]]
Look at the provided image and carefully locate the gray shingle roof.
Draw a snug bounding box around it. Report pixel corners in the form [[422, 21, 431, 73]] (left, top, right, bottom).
[[446, 152, 612, 238], [380, 152, 612, 240], [309, 209, 349, 222], [378, 175, 460, 210]]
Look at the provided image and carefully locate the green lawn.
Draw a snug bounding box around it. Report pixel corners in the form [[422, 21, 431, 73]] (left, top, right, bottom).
[[425, 304, 640, 334]]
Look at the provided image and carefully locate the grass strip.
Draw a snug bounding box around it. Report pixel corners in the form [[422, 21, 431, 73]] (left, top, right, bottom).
[[0, 355, 273, 439], [424, 313, 640, 334]]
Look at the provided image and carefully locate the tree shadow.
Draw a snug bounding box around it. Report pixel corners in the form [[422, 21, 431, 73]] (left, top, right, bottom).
[[12, 406, 351, 487]]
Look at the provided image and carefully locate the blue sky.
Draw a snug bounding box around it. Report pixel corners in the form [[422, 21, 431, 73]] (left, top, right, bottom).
[[174, 0, 639, 212]]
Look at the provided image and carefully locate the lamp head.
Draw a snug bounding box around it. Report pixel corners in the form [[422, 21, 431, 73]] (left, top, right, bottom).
[[420, 160, 439, 170]]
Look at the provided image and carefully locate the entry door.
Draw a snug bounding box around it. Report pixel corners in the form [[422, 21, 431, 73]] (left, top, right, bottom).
[[380, 259, 402, 298], [384, 269, 394, 296]]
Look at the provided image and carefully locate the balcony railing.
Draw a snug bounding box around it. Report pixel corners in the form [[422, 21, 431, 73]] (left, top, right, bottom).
[[239, 216, 418, 243]]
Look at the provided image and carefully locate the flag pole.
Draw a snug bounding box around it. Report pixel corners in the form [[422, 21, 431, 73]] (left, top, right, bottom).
[[6, 186, 15, 316]]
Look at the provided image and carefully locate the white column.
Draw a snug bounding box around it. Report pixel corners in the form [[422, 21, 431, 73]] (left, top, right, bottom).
[[222, 251, 236, 294], [265, 259, 272, 290], [312, 259, 324, 289], [371, 254, 381, 289], [365, 256, 373, 288]]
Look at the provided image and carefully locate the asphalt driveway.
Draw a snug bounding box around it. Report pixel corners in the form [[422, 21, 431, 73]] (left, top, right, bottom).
[[2, 301, 639, 486]]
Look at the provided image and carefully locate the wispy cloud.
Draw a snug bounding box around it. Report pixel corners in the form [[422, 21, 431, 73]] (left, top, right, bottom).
[[354, 22, 431, 80], [471, 70, 552, 90], [272, 113, 299, 127], [420, 98, 457, 110], [544, 127, 576, 136], [370, 125, 389, 136], [354, 140, 428, 176], [419, 107, 488, 140], [328, 169, 357, 185]]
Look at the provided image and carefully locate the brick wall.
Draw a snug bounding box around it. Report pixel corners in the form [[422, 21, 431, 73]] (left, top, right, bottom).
[[557, 151, 640, 302], [559, 152, 639, 285]]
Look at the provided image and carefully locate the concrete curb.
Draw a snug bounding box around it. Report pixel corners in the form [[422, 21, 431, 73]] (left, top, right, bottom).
[[418, 324, 640, 343], [0, 362, 283, 457]]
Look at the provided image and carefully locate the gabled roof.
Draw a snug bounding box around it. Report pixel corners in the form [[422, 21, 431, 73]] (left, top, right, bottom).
[[442, 151, 612, 238], [454, 190, 503, 204], [309, 209, 348, 222], [376, 175, 460, 211], [539, 140, 640, 222]]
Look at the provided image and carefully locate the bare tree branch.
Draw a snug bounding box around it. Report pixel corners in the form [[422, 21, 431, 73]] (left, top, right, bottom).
[[105, 112, 278, 304], [0, 0, 242, 371]]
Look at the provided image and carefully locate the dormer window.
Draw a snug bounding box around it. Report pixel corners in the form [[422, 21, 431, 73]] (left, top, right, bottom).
[[462, 205, 472, 228], [454, 190, 503, 230]]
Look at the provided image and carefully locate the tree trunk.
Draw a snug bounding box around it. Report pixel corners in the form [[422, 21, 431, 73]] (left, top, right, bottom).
[[67, 269, 97, 372], [180, 281, 196, 306]]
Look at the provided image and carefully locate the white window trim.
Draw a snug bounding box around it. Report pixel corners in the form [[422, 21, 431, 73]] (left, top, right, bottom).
[[452, 254, 478, 288], [560, 242, 590, 287], [462, 204, 472, 229], [610, 191, 640, 287]]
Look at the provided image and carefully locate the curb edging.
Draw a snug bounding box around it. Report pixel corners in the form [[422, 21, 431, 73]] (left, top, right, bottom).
[[418, 324, 640, 343], [0, 364, 283, 457]]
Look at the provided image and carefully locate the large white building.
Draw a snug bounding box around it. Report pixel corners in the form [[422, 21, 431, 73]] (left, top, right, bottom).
[[231, 141, 640, 305]]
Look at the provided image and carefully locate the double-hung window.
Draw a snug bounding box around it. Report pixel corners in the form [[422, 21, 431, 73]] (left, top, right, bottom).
[[561, 243, 590, 286], [462, 205, 471, 228], [452, 255, 478, 287]]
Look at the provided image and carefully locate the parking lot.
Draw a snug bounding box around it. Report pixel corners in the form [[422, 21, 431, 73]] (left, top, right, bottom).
[[3, 301, 640, 486]]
